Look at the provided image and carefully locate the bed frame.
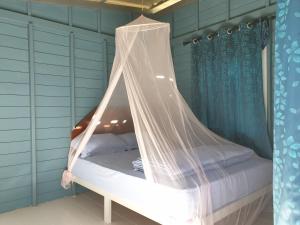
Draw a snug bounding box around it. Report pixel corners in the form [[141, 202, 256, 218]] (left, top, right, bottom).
[[73, 176, 272, 224]]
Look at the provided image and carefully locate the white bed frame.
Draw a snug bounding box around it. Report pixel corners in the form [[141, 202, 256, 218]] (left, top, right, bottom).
[[73, 176, 272, 224]]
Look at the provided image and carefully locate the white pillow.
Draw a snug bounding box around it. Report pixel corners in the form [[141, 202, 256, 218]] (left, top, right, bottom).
[[81, 133, 127, 158], [118, 132, 138, 150], [149, 145, 254, 178]]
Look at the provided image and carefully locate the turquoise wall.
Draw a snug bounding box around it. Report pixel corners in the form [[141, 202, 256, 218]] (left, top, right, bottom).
[[0, 0, 278, 215], [0, 1, 132, 213], [155, 0, 276, 105]]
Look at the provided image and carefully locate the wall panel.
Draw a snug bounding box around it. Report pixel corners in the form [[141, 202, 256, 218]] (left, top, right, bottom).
[[72, 7, 98, 31], [173, 2, 197, 37], [230, 0, 265, 17], [74, 33, 107, 123], [0, 1, 131, 212], [101, 7, 132, 35], [0, 0, 27, 14], [198, 0, 227, 28], [152, 13, 173, 37], [172, 43, 193, 105], [0, 18, 32, 213], [33, 25, 72, 204], [106, 38, 115, 75], [31, 2, 69, 24]]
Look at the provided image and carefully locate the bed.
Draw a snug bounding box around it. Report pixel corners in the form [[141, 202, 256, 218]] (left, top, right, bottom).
[[71, 149, 272, 225]]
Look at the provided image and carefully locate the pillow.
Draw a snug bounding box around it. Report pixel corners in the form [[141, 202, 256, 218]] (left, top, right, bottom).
[[81, 133, 127, 158], [147, 145, 254, 178], [118, 132, 138, 150]]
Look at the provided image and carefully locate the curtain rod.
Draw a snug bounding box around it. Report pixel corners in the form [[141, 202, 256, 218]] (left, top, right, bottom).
[[182, 15, 276, 46]]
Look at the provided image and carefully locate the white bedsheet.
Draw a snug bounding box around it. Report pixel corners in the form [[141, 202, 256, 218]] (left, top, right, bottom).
[[131, 145, 254, 175], [72, 150, 272, 223]]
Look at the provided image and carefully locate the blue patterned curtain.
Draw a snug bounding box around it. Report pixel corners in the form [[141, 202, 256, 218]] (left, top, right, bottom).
[[274, 1, 300, 225], [192, 21, 272, 158]]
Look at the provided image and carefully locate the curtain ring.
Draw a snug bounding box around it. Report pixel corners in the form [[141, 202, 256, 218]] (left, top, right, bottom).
[[207, 33, 214, 40], [192, 38, 199, 44], [227, 28, 233, 35], [247, 22, 254, 29]]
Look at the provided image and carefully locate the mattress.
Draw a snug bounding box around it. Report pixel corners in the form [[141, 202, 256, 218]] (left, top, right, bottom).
[[72, 150, 272, 223]]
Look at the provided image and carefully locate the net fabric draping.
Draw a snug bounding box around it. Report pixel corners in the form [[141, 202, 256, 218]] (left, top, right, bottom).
[[62, 15, 271, 225]]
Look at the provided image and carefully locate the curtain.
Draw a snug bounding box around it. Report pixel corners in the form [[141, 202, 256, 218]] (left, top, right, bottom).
[[192, 21, 272, 159], [274, 1, 300, 225]]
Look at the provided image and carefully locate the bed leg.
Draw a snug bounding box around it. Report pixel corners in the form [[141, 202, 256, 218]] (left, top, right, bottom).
[[71, 183, 77, 198], [104, 197, 112, 224]]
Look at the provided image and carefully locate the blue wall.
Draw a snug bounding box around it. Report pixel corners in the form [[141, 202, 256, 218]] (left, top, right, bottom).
[[0, 1, 132, 213], [0, 0, 277, 214]]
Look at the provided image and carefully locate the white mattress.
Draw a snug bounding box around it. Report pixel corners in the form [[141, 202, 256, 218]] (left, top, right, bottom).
[[72, 150, 272, 224]]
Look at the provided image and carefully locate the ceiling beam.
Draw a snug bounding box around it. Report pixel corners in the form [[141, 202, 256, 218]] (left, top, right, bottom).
[[104, 0, 151, 9], [149, 0, 182, 13], [33, 0, 184, 14]]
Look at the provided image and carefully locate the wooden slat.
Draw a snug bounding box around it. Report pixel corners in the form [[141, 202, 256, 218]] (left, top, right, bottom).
[[0, 141, 31, 154], [36, 127, 70, 140], [0, 130, 30, 142], [0, 58, 28, 72], [35, 74, 70, 87], [37, 148, 69, 161], [0, 21, 27, 38], [0, 152, 31, 168], [0, 164, 31, 179], [0, 186, 31, 204], [0, 0, 27, 14], [37, 168, 65, 183], [34, 30, 69, 46], [100, 7, 131, 35], [72, 6, 98, 31], [35, 96, 70, 107], [75, 58, 103, 71], [0, 118, 30, 130], [35, 63, 70, 76], [0, 33, 28, 50], [36, 138, 70, 150], [0, 70, 29, 84], [37, 158, 68, 172], [173, 2, 198, 36], [0, 83, 29, 95], [35, 106, 71, 118], [230, 0, 265, 17], [35, 52, 69, 67], [0, 175, 32, 192], [34, 41, 69, 56], [0, 95, 29, 107], [36, 85, 70, 97], [36, 117, 71, 129], [31, 2, 69, 24]]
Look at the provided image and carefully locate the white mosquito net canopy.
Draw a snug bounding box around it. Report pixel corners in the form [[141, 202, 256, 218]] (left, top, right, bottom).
[[62, 15, 270, 225]]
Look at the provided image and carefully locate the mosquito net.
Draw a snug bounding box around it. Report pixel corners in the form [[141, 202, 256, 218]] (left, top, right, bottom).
[[61, 15, 271, 225]]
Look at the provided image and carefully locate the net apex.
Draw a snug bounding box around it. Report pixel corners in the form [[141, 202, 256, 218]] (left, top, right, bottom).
[[116, 15, 169, 32]]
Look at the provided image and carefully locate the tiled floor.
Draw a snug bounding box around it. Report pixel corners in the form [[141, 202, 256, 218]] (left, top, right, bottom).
[[0, 192, 273, 225]]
